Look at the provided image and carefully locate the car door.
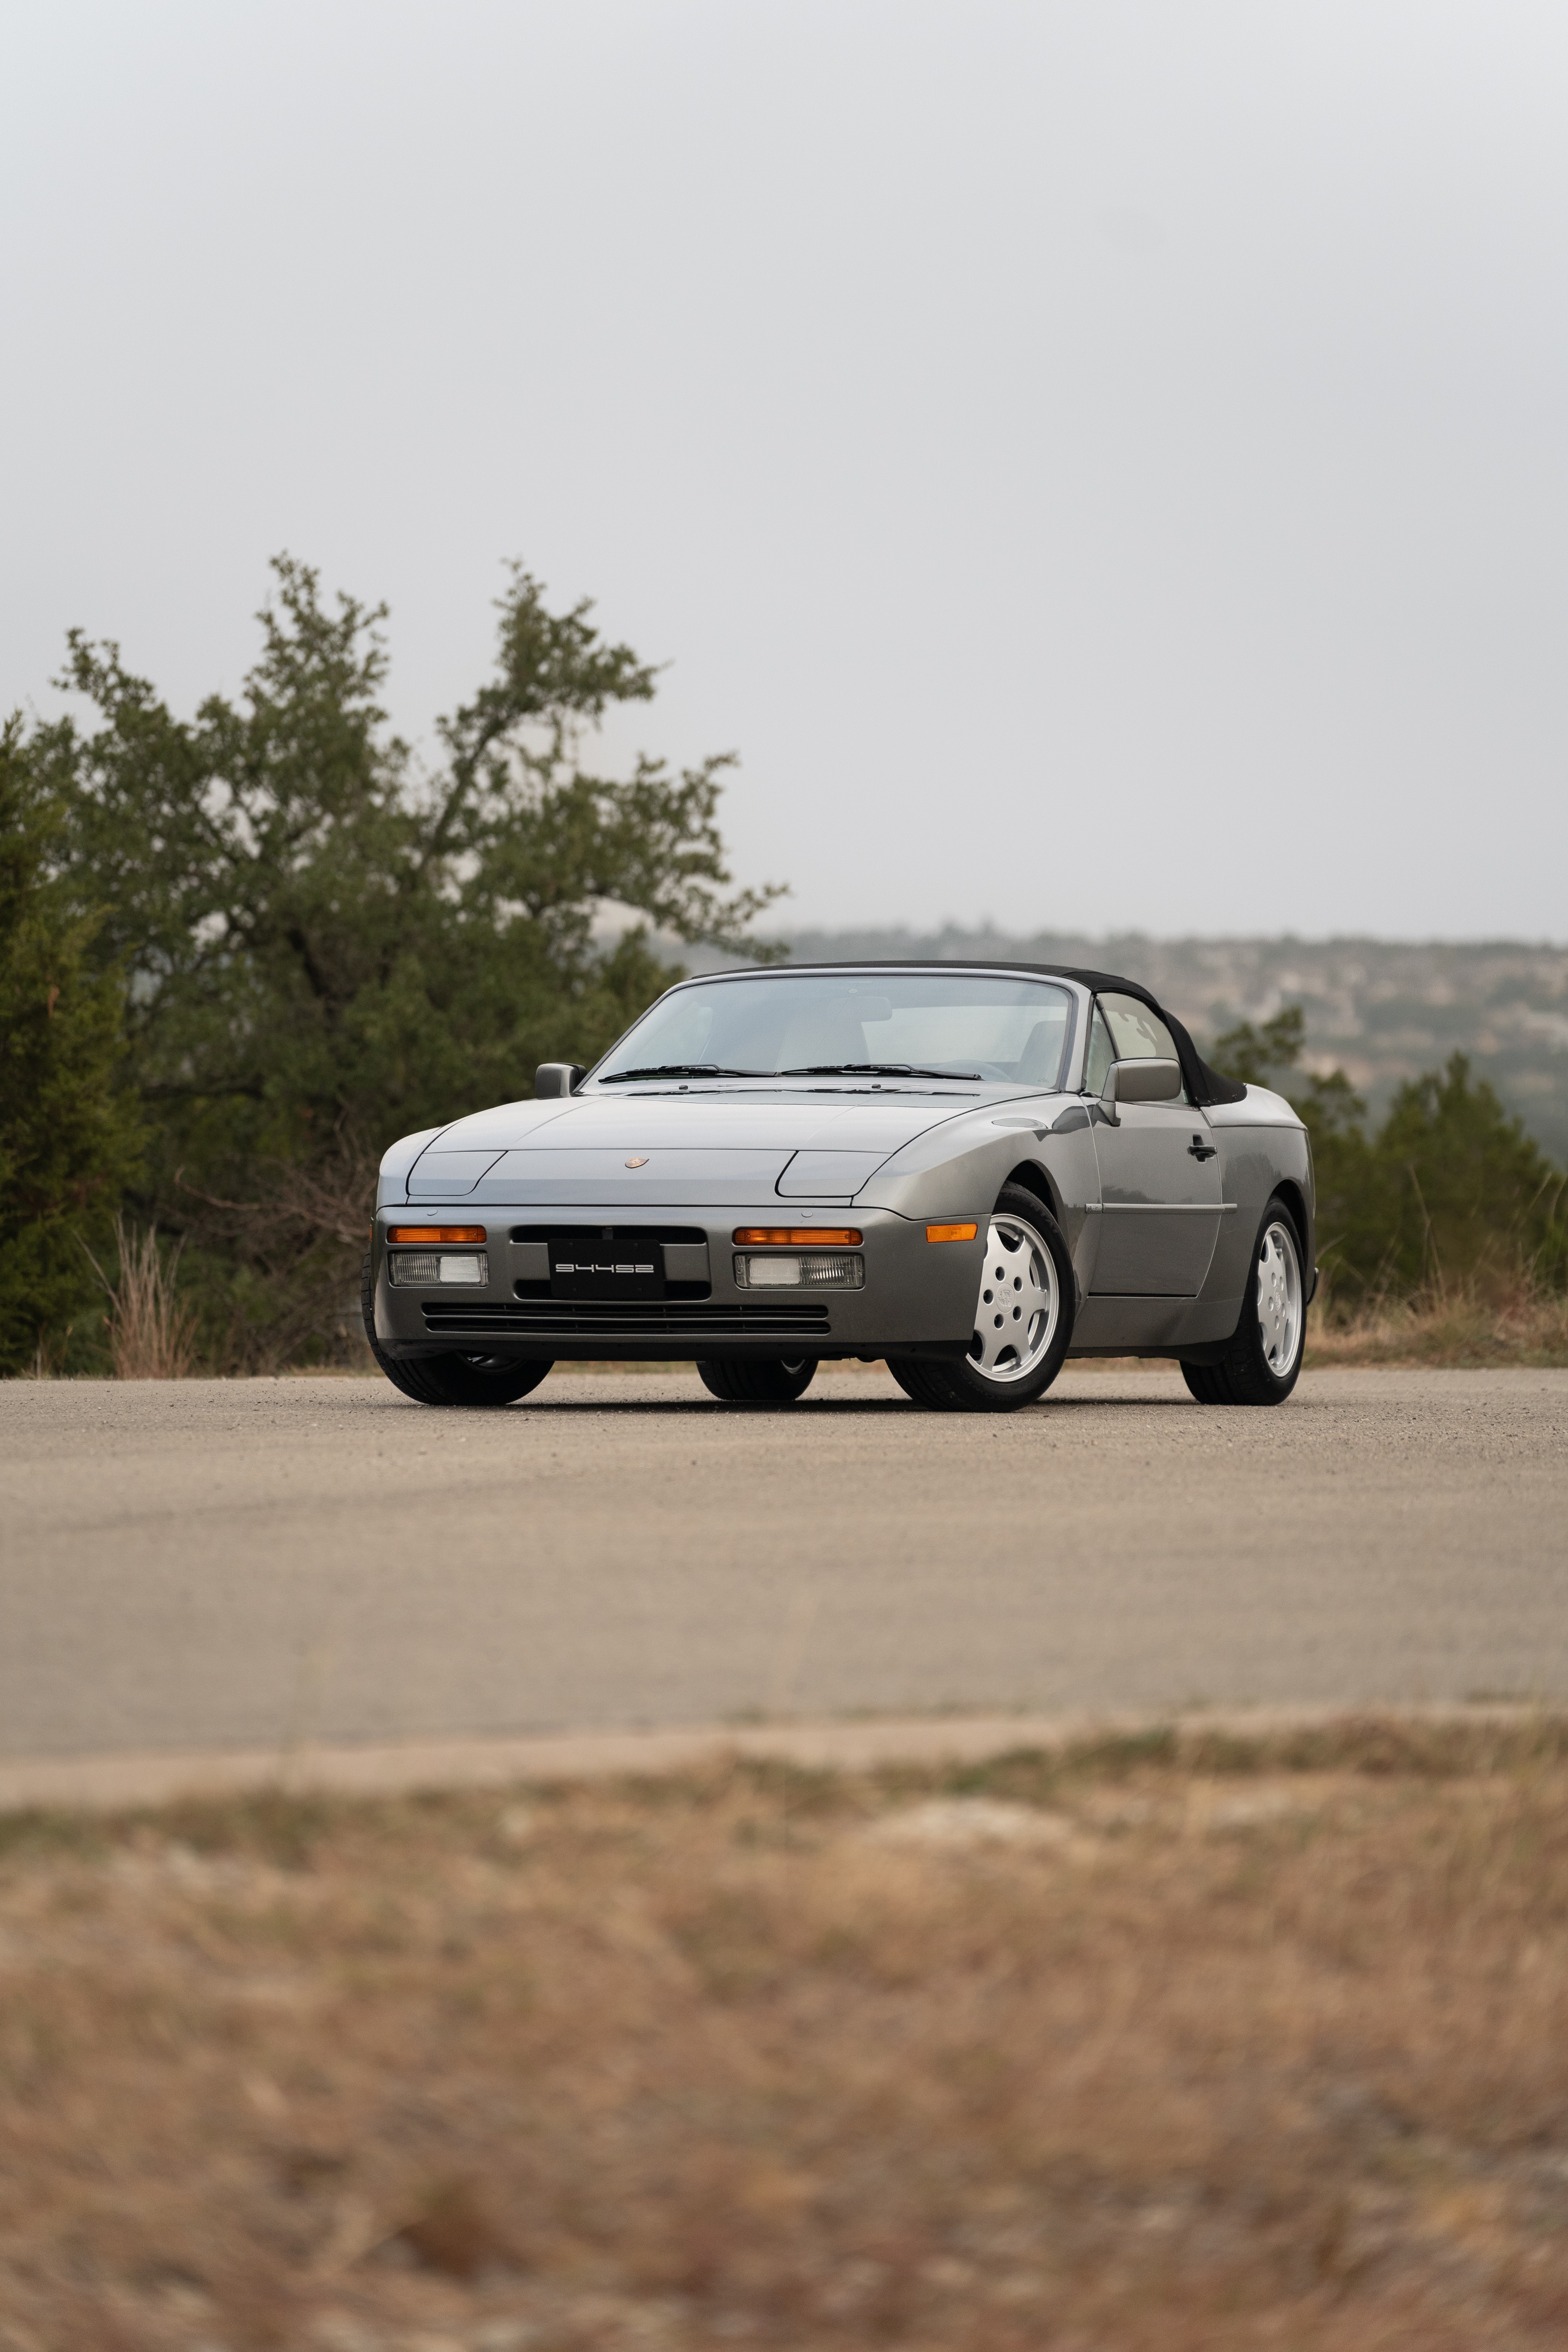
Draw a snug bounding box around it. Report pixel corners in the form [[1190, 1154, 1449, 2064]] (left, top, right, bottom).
[[1085, 995, 1223, 1295]]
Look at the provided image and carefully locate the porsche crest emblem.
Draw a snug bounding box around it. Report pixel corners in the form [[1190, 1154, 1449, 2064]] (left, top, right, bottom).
[[625, 1155, 649, 1168]]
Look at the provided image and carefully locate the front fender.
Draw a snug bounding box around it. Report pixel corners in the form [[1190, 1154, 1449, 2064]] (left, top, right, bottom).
[[376, 1127, 446, 1210], [858, 1097, 1102, 1293]]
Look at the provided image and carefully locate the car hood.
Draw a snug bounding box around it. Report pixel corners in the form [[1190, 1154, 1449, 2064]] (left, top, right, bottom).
[[401, 1091, 976, 1207]]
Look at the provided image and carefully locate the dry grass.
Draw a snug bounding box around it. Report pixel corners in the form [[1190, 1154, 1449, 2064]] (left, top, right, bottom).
[[4, 1720, 1568, 2351], [1306, 1273, 1568, 1368], [80, 1216, 199, 1380]]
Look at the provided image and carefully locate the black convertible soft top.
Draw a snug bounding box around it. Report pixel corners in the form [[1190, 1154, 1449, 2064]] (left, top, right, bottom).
[[772, 959, 1249, 1109]]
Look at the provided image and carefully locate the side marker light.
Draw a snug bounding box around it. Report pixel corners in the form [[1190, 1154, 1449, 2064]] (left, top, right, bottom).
[[926, 1222, 978, 1243]]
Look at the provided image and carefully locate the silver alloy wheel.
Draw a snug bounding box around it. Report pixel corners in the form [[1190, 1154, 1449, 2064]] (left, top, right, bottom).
[[1256, 1220, 1303, 1375], [968, 1213, 1058, 1383]]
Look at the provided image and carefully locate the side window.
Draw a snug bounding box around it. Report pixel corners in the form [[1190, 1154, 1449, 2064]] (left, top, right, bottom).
[[1083, 1003, 1116, 1095], [1101, 993, 1179, 1062], [1097, 992, 1189, 1102]]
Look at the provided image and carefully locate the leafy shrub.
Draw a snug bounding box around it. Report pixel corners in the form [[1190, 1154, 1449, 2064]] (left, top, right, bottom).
[[1208, 1008, 1567, 1305], [0, 724, 143, 1373]]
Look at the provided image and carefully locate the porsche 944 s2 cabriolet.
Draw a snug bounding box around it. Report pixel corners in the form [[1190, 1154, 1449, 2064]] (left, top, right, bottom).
[[363, 962, 1315, 1412]]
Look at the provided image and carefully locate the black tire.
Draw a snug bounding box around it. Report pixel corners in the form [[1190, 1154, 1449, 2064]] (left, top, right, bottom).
[[360, 1254, 553, 1408], [1179, 1195, 1306, 1408], [1180, 1361, 1231, 1406], [884, 1355, 976, 1409], [887, 1183, 1074, 1413], [695, 1357, 817, 1404]]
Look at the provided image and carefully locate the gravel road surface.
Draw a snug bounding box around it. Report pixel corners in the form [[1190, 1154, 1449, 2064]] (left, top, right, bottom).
[[2, 1367, 1564, 1766]]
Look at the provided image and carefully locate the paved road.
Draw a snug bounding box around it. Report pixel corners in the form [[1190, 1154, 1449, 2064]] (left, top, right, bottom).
[[2, 1368, 1564, 1764]]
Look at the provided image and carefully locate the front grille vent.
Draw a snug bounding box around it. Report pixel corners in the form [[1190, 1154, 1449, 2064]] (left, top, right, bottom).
[[421, 1301, 831, 1337], [507, 1224, 708, 1245]]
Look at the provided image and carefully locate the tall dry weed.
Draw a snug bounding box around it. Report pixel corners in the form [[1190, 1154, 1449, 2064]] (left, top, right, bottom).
[[1307, 1260, 1568, 1367], [80, 1213, 199, 1378]]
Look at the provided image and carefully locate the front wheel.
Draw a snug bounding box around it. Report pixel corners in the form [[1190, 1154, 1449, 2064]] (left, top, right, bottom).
[[696, 1358, 817, 1405], [1181, 1196, 1305, 1407], [361, 1254, 553, 1407], [392, 1352, 554, 1407], [888, 1185, 1074, 1412]]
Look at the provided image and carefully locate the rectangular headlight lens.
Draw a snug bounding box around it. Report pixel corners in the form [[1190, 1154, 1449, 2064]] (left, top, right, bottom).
[[389, 1252, 488, 1286], [735, 1252, 864, 1290]]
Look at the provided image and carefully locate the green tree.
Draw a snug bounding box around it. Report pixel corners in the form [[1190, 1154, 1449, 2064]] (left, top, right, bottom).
[[35, 558, 780, 1365], [0, 719, 144, 1372], [1207, 1009, 1566, 1303], [1371, 1056, 1567, 1297], [1205, 1005, 1365, 1139]]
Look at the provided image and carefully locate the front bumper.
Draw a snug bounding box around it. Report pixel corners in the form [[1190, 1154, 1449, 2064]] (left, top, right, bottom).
[[370, 1204, 980, 1361]]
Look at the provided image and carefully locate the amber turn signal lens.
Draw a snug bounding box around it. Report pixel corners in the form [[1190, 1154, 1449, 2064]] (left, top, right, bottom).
[[387, 1226, 487, 1245], [926, 1222, 978, 1243], [732, 1227, 862, 1247]]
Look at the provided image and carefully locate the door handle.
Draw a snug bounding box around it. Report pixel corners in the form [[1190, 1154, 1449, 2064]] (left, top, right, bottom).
[[1187, 1136, 1217, 1161]]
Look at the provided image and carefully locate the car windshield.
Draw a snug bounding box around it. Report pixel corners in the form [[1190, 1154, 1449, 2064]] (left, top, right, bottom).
[[596, 973, 1075, 1087]]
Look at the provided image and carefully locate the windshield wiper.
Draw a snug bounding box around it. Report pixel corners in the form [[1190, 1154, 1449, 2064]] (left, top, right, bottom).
[[602, 1059, 984, 1085], [780, 1062, 982, 1082], [599, 1063, 774, 1083]]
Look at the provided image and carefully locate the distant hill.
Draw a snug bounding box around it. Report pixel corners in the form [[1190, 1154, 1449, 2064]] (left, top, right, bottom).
[[685, 927, 1568, 1163]]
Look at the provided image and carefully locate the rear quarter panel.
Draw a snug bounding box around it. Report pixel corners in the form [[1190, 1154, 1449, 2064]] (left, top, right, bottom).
[[1202, 1089, 1314, 1303]]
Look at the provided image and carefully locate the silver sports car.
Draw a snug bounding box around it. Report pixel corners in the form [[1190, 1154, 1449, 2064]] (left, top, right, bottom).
[[364, 962, 1314, 1412]]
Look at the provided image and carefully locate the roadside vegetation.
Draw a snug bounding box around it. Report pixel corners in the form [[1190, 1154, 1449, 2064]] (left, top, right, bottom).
[[1, 560, 778, 1374], [1304, 1277, 1568, 1369], [1209, 1008, 1567, 1364], [0, 724, 145, 1372], [4, 1718, 1568, 2351], [3, 561, 1563, 1374]]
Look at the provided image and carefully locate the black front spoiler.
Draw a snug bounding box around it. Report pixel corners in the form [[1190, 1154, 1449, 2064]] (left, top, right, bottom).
[[380, 1334, 971, 1365]]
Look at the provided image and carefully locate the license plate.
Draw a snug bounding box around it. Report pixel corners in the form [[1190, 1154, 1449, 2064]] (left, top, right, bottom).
[[550, 1244, 666, 1300]]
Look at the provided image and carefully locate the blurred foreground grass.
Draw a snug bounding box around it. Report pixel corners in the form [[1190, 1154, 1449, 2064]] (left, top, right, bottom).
[[5, 1719, 1568, 2352]]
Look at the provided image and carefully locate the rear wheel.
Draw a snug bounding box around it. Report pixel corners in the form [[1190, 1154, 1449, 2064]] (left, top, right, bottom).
[[696, 1358, 817, 1405], [888, 1184, 1073, 1413], [1180, 1197, 1305, 1406], [361, 1254, 553, 1407]]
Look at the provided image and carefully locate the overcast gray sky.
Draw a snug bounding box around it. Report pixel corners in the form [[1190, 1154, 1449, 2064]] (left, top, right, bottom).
[[4, 0, 1566, 942]]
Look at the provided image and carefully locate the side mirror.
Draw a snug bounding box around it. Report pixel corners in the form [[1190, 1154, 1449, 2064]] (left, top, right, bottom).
[[534, 1062, 586, 1098], [1104, 1057, 1182, 1107]]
